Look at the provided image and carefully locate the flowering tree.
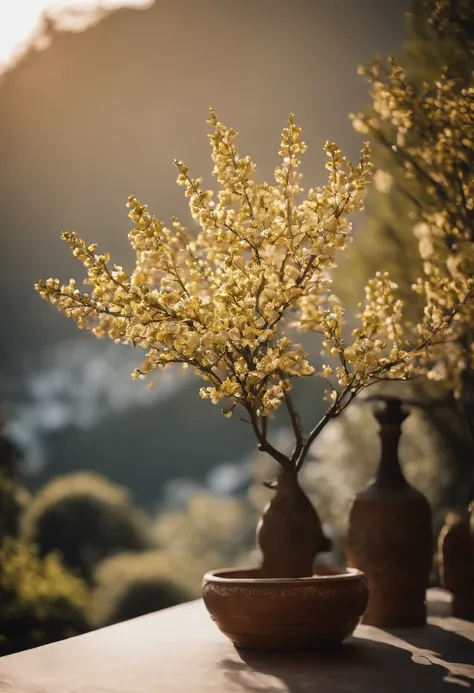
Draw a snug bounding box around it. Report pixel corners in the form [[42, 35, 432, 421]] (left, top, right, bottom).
[[35, 110, 469, 576], [351, 0, 474, 444], [36, 110, 466, 474]]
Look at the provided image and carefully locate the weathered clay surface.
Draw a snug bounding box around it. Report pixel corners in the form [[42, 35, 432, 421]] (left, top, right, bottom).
[[347, 487, 432, 627], [347, 398, 432, 627], [438, 506, 474, 620]]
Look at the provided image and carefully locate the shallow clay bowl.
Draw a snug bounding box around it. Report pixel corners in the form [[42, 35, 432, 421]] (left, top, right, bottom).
[[202, 565, 368, 650]]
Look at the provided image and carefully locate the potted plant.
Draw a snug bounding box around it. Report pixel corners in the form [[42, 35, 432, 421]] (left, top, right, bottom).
[[35, 110, 467, 649]]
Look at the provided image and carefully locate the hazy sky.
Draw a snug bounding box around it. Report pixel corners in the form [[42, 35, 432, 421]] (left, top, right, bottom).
[[0, 0, 152, 68]]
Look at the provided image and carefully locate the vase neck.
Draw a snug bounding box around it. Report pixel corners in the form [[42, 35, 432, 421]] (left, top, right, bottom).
[[277, 467, 297, 485], [376, 424, 408, 488]]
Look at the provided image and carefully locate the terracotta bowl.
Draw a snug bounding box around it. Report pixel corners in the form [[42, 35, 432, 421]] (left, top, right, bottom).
[[202, 565, 368, 650]]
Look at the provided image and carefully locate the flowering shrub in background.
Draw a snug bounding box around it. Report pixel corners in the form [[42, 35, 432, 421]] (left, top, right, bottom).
[[0, 539, 89, 655], [352, 0, 474, 430]]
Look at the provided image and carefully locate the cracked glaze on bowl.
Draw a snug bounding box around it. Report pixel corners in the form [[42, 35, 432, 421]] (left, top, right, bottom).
[[202, 565, 368, 650]]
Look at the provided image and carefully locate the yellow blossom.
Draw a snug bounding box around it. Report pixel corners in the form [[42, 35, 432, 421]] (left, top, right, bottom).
[[353, 7, 474, 400], [35, 108, 464, 471]]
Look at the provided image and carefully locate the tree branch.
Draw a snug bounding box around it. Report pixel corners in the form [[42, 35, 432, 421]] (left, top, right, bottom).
[[244, 402, 293, 472], [283, 391, 305, 465]]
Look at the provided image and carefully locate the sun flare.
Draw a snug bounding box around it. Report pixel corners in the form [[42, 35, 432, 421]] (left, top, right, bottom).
[[0, 0, 152, 70]]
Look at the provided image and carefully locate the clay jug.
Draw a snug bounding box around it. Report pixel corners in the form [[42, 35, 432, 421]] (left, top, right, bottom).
[[438, 505, 474, 619], [346, 396, 432, 627], [256, 467, 332, 578]]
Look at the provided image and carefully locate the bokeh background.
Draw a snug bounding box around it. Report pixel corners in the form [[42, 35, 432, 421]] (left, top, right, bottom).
[[1, 0, 407, 494], [4, 0, 468, 655]]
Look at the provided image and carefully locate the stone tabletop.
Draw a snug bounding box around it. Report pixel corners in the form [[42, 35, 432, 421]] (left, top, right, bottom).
[[0, 589, 473, 693]]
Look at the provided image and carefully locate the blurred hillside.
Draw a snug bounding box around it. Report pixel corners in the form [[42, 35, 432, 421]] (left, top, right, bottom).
[[0, 0, 408, 507]]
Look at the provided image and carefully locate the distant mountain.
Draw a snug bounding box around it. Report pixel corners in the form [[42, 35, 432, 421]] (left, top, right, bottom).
[[30, 378, 256, 510], [7, 332, 327, 510], [0, 0, 407, 505]]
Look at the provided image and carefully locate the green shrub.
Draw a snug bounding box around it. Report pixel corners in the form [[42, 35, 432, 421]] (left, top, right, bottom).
[[0, 539, 89, 655], [152, 493, 258, 582], [21, 472, 152, 582], [90, 551, 191, 628], [0, 472, 30, 539]]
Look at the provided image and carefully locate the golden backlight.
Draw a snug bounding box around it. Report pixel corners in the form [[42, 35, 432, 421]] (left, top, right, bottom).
[[0, 0, 152, 70]]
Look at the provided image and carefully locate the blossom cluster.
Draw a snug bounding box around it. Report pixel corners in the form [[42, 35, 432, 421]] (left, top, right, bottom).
[[352, 18, 474, 398], [35, 109, 458, 467]]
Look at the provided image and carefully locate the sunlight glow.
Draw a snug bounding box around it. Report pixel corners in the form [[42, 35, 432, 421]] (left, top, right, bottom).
[[0, 0, 152, 70]]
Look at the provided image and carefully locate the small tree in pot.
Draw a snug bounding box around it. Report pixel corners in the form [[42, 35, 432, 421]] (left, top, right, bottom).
[[35, 112, 469, 647]]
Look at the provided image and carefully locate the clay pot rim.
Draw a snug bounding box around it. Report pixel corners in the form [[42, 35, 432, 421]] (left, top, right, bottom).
[[203, 566, 364, 585]]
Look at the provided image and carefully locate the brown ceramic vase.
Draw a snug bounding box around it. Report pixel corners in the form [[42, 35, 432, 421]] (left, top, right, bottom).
[[438, 505, 474, 620], [256, 467, 332, 578], [346, 397, 432, 627], [202, 565, 368, 650]]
